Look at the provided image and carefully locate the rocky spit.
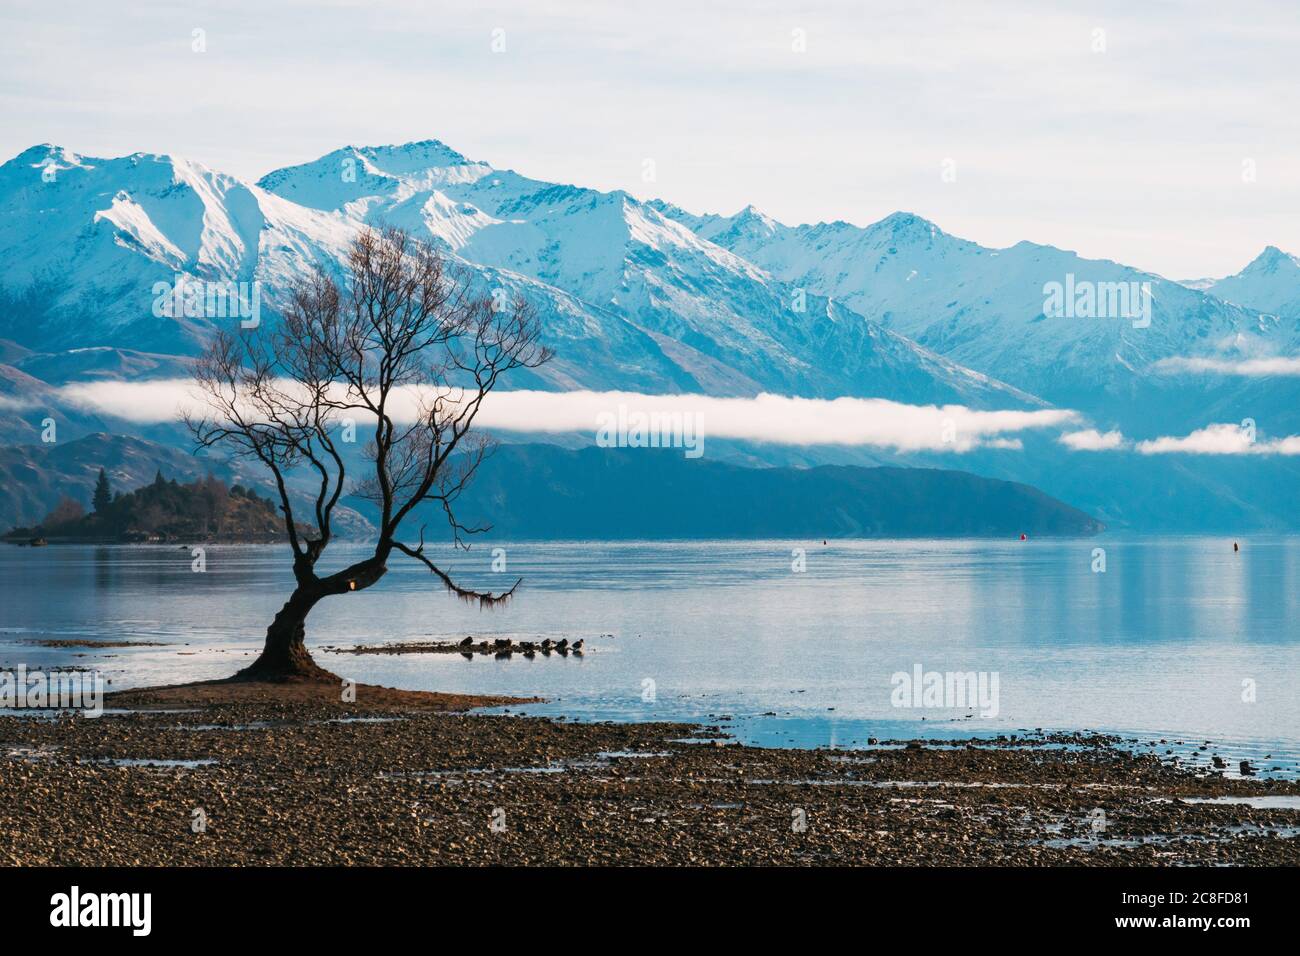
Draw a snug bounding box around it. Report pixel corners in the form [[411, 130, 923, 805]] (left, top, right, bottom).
[[322, 637, 586, 658], [1, 690, 1298, 866]]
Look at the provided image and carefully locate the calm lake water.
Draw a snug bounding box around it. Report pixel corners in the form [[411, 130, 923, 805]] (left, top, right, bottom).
[[2, 538, 1298, 776]]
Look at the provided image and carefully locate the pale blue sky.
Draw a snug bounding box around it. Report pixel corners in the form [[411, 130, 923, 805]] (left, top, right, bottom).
[[3, 0, 1298, 278]]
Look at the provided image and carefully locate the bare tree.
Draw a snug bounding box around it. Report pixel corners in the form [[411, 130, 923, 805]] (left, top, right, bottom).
[[186, 227, 550, 681]]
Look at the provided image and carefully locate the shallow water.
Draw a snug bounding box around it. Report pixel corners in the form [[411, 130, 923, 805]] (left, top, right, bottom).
[[1, 537, 1297, 775], [1181, 795, 1300, 809]]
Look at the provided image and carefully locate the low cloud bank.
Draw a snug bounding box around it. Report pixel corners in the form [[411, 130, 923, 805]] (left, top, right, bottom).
[[1154, 355, 1300, 376], [1059, 429, 1127, 451], [48, 381, 1300, 457], [1135, 423, 1300, 456], [52, 381, 1076, 453], [1059, 422, 1300, 455], [474, 391, 1074, 452]]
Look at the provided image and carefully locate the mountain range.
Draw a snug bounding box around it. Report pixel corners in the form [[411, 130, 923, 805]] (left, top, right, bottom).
[[0, 142, 1027, 406], [2, 138, 1299, 531], [0, 436, 1102, 541], [651, 202, 1300, 435], [1195, 246, 1300, 320], [451, 444, 1104, 539]]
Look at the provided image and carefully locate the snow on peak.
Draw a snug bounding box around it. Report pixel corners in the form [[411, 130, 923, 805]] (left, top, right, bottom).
[[734, 203, 776, 226], [1, 144, 92, 182], [349, 139, 477, 175], [14, 143, 84, 165], [255, 139, 495, 214], [1203, 245, 1300, 318], [873, 210, 939, 237], [1243, 245, 1300, 273]]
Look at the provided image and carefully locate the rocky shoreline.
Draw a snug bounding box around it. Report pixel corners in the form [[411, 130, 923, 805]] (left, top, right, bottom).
[[1, 685, 1298, 866]]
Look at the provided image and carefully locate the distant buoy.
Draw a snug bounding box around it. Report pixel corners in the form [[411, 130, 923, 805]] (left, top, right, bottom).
[[1019, 533, 1028, 541], [1234, 541, 1239, 552]]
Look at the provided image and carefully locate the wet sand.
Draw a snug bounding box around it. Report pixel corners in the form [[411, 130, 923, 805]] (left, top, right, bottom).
[[0, 680, 1297, 866]]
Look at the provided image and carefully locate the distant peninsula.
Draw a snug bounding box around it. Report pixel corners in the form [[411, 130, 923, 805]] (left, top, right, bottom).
[[2, 439, 1105, 546], [2, 469, 300, 545], [447, 444, 1106, 539]]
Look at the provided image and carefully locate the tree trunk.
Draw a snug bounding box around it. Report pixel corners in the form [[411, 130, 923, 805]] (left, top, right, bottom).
[[232, 587, 337, 682]]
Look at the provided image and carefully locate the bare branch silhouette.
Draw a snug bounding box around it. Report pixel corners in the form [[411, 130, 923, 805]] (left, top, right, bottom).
[[186, 226, 550, 680]]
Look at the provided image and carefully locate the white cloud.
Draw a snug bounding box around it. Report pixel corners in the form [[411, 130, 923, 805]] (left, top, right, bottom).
[[52, 380, 1078, 453], [55, 379, 202, 423], [474, 391, 1076, 451], [1058, 428, 1127, 451], [1136, 423, 1300, 455], [52, 380, 1300, 458], [0, 393, 39, 411], [1153, 356, 1300, 376]]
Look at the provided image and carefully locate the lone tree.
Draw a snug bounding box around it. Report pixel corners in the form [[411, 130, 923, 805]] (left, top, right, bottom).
[[92, 467, 113, 514], [186, 227, 550, 681]]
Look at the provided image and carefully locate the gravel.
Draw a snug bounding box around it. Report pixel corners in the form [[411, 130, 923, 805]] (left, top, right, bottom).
[[2, 694, 1297, 866]]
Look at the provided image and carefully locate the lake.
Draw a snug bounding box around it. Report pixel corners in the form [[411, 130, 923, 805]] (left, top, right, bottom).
[[2, 537, 1297, 776]]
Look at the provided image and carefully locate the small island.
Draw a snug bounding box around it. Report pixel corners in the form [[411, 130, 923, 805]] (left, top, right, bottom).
[[2, 468, 301, 544]]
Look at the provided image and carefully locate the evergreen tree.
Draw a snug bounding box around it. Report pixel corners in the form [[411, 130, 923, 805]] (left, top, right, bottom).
[[92, 468, 112, 514]]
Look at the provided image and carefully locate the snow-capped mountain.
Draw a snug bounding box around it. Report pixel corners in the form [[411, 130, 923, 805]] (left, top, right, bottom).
[[1197, 246, 1300, 321], [0, 145, 359, 354], [0, 142, 1039, 407], [0, 144, 736, 393], [4, 136, 1299, 429], [651, 202, 1293, 430], [5, 138, 1300, 531], [255, 141, 1036, 405]]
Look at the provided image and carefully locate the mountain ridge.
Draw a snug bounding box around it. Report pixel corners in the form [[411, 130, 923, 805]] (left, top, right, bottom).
[[0, 142, 1039, 408], [394, 443, 1108, 540], [5, 138, 1300, 531]]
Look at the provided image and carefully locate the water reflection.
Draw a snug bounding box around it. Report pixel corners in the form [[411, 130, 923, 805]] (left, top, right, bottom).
[[0, 537, 1297, 759]]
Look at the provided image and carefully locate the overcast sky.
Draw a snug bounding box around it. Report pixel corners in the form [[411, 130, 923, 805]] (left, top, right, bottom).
[[3, 0, 1298, 278]]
